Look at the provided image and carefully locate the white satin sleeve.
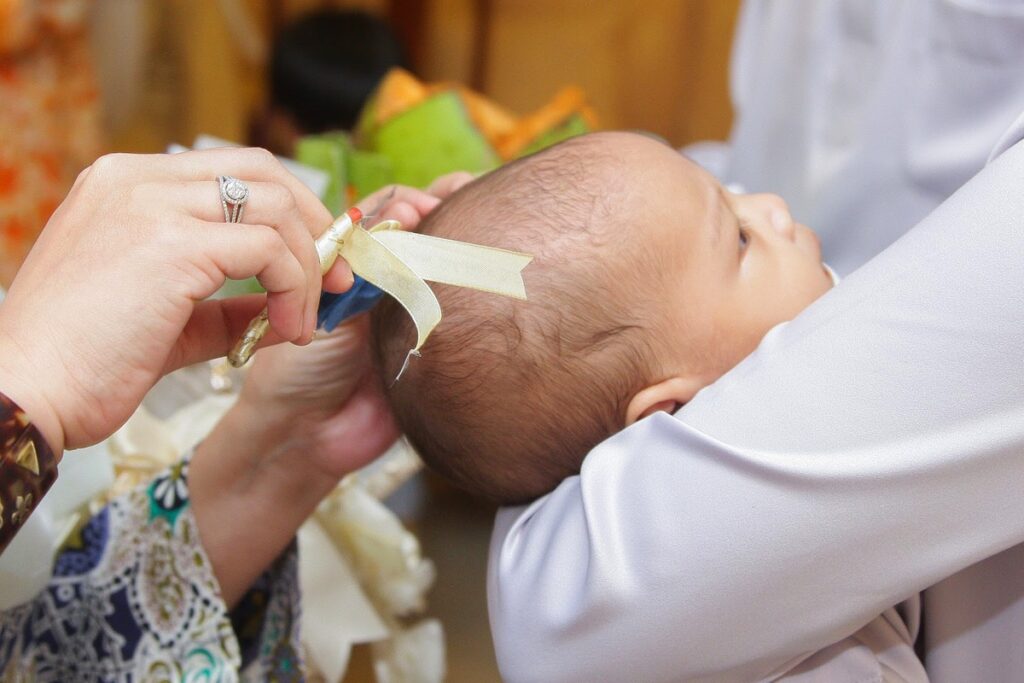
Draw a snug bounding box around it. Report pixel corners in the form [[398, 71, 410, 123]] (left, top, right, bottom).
[[488, 113, 1024, 683]]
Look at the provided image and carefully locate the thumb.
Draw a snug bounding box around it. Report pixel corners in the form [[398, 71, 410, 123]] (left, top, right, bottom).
[[165, 295, 286, 372], [313, 378, 400, 474]]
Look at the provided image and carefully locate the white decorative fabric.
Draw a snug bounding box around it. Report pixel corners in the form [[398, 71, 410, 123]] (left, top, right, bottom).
[[0, 444, 114, 610], [303, 463, 444, 682]]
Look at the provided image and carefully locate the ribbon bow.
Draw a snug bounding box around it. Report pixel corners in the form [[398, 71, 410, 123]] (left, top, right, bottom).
[[229, 207, 533, 367]]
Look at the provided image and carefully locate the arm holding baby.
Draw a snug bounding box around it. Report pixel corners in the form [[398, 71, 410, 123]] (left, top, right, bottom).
[[483, 127, 1024, 681]]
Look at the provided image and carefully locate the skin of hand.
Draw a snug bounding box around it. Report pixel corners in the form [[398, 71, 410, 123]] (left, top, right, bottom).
[[188, 174, 474, 606], [0, 148, 361, 456], [235, 173, 476, 475]]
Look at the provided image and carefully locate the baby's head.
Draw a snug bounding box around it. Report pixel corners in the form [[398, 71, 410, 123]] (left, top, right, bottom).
[[372, 132, 833, 504]]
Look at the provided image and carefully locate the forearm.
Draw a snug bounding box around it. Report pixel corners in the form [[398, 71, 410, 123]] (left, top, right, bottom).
[[189, 400, 338, 607], [491, 120, 1024, 681], [493, 414, 1024, 682]]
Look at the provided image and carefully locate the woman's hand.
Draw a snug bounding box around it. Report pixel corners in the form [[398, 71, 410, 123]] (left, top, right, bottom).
[[189, 178, 470, 605], [0, 148, 355, 454], [234, 180, 471, 477]]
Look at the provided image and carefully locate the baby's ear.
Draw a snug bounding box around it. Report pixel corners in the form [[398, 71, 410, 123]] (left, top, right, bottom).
[[624, 376, 709, 426]]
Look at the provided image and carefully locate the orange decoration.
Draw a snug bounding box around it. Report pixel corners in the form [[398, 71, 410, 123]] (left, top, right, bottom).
[[0, 165, 18, 196], [494, 86, 597, 160], [365, 69, 598, 163], [0, 0, 103, 288]]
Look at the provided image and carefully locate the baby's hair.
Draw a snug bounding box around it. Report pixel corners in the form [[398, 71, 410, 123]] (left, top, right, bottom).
[[372, 135, 664, 504]]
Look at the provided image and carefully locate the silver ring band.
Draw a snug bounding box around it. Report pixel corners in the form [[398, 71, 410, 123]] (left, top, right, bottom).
[[218, 176, 250, 223]]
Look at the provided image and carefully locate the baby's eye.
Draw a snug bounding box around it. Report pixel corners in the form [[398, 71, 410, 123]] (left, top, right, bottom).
[[738, 225, 750, 252]]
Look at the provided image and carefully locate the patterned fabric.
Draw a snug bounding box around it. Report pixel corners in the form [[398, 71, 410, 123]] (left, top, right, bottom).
[[0, 0, 104, 288], [0, 392, 58, 554], [0, 458, 304, 682]]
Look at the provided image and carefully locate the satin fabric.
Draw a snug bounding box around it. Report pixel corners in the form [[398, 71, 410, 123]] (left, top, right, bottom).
[[726, 0, 1024, 278], [490, 108, 1024, 683]]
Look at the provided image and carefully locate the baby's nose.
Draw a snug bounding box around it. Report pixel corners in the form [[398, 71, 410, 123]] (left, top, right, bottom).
[[764, 195, 796, 241]]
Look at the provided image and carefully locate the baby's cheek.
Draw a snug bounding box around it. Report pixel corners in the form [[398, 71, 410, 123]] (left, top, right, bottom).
[[779, 271, 832, 323], [711, 314, 776, 374]]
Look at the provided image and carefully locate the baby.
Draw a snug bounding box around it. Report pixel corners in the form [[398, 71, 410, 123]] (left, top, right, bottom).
[[370, 131, 834, 504], [371, 131, 928, 679]]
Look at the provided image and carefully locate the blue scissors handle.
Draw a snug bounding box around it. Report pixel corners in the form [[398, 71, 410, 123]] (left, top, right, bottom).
[[317, 276, 385, 331]]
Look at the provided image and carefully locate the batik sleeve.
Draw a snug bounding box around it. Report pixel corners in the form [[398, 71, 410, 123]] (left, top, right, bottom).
[[0, 457, 304, 683]]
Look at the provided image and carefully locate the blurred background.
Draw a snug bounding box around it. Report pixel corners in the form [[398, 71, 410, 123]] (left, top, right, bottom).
[[0, 0, 739, 679], [101, 0, 739, 153]]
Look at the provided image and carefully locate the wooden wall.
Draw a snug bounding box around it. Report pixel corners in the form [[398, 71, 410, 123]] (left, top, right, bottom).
[[421, 0, 739, 144]]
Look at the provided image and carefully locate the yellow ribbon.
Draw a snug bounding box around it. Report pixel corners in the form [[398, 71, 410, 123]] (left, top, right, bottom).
[[368, 222, 531, 299], [340, 224, 443, 351], [228, 212, 533, 367], [345, 219, 531, 355]]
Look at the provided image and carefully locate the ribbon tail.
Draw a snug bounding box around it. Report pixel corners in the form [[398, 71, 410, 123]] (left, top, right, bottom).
[[371, 230, 532, 300], [340, 228, 441, 351]]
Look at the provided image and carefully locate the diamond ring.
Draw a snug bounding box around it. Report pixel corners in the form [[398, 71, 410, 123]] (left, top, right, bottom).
[[218, 176, 250, 223]]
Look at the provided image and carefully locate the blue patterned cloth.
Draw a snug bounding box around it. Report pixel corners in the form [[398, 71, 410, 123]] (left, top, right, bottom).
[[0, 458, 303, 682]]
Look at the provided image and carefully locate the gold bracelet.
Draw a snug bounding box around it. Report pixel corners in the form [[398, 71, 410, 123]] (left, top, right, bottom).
[[0, 391, 58, 554]]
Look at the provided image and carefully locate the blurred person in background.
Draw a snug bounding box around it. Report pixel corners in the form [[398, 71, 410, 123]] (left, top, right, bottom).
[[250, 8, 408, 157]]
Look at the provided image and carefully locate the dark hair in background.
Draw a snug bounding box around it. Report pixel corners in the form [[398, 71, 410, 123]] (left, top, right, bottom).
[[270, 9, 409, 133]]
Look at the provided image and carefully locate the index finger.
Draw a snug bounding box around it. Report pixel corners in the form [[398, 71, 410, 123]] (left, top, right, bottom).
[[321, 186, 442, 293], [356, 185, 440, 225], [426, 171, 476, 199]]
